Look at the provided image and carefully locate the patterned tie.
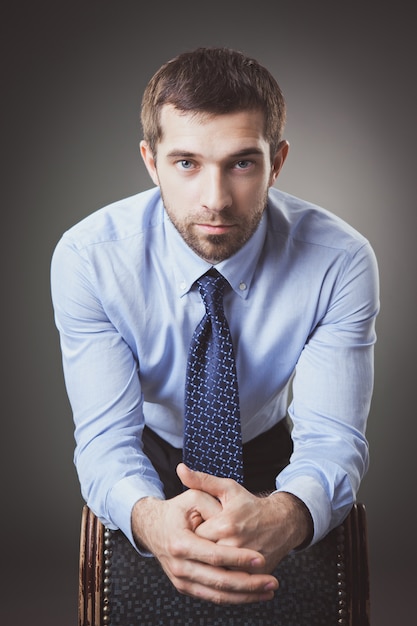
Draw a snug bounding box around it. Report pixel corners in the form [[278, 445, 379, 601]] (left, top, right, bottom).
[[183, 269, 244, 483]]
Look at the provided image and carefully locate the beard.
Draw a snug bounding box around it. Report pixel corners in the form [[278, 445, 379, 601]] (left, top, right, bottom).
[[160, 188, 268, 264]]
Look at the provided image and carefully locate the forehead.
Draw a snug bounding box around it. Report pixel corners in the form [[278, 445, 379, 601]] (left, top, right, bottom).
[[157, 105, 269, 156]]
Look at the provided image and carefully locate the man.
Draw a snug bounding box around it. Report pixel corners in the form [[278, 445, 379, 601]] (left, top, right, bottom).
[[51, 47, 379, 605]]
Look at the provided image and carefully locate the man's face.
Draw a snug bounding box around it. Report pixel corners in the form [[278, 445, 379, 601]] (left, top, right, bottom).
[[141, 105, 288, 264]]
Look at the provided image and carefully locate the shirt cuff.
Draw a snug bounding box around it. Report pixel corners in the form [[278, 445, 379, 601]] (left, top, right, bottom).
[[105, 474, 165, 553]]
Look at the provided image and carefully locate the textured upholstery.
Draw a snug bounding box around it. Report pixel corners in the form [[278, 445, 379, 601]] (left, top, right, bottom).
[[79, 503, 370, 626]]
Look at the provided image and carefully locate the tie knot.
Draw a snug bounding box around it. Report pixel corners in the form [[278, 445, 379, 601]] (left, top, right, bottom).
[[196, 270, 227, 316]]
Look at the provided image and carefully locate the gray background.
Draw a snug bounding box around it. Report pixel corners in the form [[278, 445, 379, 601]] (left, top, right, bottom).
[[3, 2, 415, 624]]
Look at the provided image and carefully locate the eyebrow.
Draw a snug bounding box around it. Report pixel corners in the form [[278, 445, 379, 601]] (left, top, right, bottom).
[[166, 147, 265, 159]]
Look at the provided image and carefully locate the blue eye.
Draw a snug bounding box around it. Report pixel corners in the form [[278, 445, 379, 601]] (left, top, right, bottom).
[[235, 160, 251, 169], [179, 160, 193, 169]]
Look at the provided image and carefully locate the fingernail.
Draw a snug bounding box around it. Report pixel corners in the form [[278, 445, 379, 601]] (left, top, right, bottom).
[[264, 581, 278, 591]]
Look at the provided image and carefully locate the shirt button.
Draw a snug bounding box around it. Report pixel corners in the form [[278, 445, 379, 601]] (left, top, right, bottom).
[[179, 281, 187, 290], [239, 282, 247, 291]]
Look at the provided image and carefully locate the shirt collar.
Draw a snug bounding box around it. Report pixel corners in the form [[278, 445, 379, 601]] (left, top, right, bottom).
[[165, 209, 267, 300]]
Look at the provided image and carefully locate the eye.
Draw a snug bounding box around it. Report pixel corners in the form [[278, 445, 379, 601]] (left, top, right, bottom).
[[235, 160, 252, 170], [177, 160, 194, 170]]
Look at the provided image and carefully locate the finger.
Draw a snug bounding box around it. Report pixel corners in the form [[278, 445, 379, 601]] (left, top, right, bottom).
[[177, 463, 239, 501], [172, 528, 266, 573], [181, 490, 223, 529], [164, 555, 278, 604], [184, 583, 276, 605], [194, 514, 228, 543]]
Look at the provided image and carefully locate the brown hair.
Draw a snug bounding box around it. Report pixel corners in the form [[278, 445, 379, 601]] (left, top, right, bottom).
[[141, 47, 286, 161]]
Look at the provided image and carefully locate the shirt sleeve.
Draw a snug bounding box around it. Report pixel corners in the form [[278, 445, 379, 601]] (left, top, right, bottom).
[[275, 240, 380, 544], [50, 235, 165, 549]]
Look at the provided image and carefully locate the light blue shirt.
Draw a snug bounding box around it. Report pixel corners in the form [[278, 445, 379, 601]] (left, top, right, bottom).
[[51, 186, 379, 550]]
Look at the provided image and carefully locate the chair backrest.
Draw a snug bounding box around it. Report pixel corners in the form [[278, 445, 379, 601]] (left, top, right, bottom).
[[78, 502, 370, 626]]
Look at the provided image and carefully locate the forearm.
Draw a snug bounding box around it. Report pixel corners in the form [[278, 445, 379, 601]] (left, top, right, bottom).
[[276, 428, 367, 543], [281, 347, 373, 542]]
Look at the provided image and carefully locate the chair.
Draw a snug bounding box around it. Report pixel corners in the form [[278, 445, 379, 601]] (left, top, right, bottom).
[[78, 502, 370, 625]]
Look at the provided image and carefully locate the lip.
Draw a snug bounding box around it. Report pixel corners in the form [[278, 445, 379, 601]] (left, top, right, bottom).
[[196, 223, 236, 234]]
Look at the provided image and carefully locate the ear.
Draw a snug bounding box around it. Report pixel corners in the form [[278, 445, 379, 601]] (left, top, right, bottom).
[[269, 140, 289, 186], [140, 140, 159, 186]]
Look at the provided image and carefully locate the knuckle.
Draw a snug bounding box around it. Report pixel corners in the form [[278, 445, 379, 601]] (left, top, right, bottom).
[[212, 576, 226, 592], [209, 549, 226, 568], [246, 574, 257, 589], [211, 592, 224, 605], [169, 538, 187, 558], [168, 560, 183, 578], [174, 580, 189, 596], [219, 518, 237, 538]]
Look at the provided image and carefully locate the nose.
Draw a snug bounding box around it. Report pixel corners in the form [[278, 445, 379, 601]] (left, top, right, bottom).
[[199, 167, 232, 212]]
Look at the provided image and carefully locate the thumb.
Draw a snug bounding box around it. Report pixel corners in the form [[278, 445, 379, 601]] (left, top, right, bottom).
[[176, 463, 238, 501]]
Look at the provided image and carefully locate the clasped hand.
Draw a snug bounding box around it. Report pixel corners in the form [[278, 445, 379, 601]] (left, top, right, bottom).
[[132, 463, 308, 605]]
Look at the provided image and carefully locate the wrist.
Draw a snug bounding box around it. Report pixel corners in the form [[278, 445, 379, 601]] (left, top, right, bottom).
[[267, 491, 313, 550], [131, 496, 163, 553], [284, 492, 313, 548]]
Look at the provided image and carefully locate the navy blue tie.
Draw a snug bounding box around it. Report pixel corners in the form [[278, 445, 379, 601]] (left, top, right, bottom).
[[183, 269, 244, 483]]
